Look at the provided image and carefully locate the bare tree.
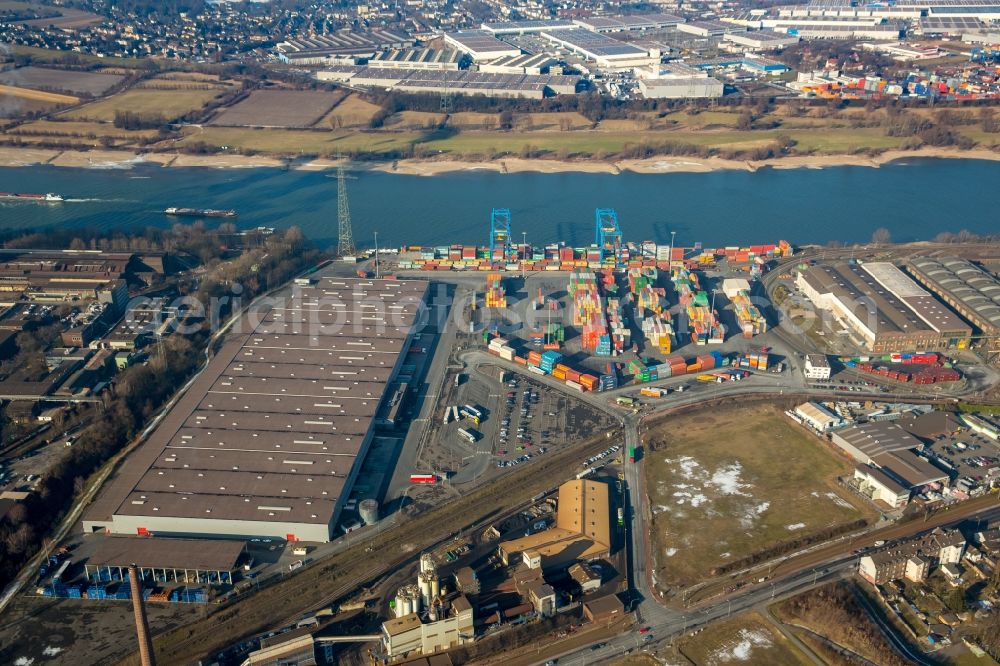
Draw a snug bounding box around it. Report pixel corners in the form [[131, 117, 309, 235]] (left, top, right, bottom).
[[871, 227, 891, 245]]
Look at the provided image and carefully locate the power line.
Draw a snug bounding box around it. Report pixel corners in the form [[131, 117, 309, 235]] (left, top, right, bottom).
[[337, 161, 356, 258]]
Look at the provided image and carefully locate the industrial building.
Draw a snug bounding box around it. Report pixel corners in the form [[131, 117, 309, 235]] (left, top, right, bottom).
[[678, 20, 741, 37], [83, 278, 428, 543], [907, 257, 1000, 344], [0, 249, 143, 302], [831, 421, 925, 464], [275, 30, 412, 64], [792, 401, 843, 431], [85, 536, 245, 585], [572, 13, 684, 33], [383, 554, 474, 658], [795, 262, 971, 352], [480, 19, 576, 35], [443, 30, 520, 60], [723, 30, 801, 50], [539, 29, 657, 68], [315, 67, 579, 98], [368, 48, 463, 71], [852, 464, 912, 509], [498, 479, 611, 569], [638, 76, 724, 99], [804, 354, 831, 380], [477, 53, 557, 75]]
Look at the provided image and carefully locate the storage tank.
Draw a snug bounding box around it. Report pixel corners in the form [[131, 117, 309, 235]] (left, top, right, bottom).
[[359, 499, 379, 525], [420, 553, 436, 575], [430, 576, 440, 599], [394, 592, 408, 617]]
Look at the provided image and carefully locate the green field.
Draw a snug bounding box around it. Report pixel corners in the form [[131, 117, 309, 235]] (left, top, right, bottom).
[[645, 402, 871, 592], [177, 126, 420, 155], [62, 88, 224, 121], [676, 613, 813, 666]]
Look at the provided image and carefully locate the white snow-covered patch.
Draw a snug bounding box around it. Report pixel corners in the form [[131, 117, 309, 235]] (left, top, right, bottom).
[[708, 462, 750, 496], [677, 456, 702, 479], [787, 522, 806, 531], [740, 501, 770, 528], [719, 552, 731, 559], [654, 504, 670, 514], [15, 658, 35, 666], [825, 492, 854, 509], [690, 493, 708, 507], [41, 647, 62, 657], [708, 627, 774, 663], [665, 547, 678, 557]]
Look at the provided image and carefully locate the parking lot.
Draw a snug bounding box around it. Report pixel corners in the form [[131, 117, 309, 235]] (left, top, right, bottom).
[[922, 429, 1000, 497]]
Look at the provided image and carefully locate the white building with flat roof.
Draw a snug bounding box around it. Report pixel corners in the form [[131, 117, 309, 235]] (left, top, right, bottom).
[[793, 401, 843, 432], [804, 354, 832, 380]]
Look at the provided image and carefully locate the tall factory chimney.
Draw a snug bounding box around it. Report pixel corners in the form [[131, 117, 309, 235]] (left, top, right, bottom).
[[128, 563, 156, 666]]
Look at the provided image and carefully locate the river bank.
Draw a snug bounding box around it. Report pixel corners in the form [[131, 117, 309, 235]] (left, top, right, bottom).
[[0, 145, 998, 174]]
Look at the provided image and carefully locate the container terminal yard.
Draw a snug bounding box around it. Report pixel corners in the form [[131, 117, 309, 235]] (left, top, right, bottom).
[[3, 211, 1000, 666]]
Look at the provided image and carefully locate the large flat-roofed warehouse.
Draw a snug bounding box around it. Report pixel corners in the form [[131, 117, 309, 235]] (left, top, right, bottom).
[[540, 28, 656, 68], [859, 262, 971, 346], [83, 278, 428, 543], [276, 30, 412, 64], [831, 421, 925, 464], [368, 48, 462, 71], [481, 19, 577, 35], [499, 479, 610, 570], [315, 67, 579, 98], [572, 13, 684, 33], [443, 30, 521, 60], [795, 261, 970, 352], [907, 257, 1000, 342]]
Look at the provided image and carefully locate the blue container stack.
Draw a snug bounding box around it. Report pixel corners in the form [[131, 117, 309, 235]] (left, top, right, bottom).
[[539, 351, 562, 373]]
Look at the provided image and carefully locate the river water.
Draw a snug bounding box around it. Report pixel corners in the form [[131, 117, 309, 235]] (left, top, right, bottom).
[[0, 158, 995, 249]]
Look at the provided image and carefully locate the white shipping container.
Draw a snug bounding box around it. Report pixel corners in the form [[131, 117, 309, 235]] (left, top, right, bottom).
[[528, 365, 545, 375], [565, 380, 584, 392]]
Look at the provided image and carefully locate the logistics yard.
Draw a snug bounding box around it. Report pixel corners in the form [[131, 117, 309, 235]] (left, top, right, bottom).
[[644, 402, 874, 593], [1, 217, 1000, 666]]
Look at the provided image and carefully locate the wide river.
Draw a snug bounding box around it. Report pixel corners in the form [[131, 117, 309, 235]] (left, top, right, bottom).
[[0, 158, 996, 249]]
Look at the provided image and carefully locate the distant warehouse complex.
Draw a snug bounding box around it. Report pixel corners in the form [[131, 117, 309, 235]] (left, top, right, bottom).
[[907, 257, 1000, 347], [84, 278, 428, 543], [796, 261, 971, 352]]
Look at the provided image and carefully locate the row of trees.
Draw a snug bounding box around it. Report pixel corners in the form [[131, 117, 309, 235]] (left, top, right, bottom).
[[778, 582, 912, 666]]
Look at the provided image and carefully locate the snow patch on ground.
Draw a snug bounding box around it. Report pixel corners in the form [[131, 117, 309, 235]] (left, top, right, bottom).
[[740, 501, 770, 528], [825, 492, 854, 509], [709, 462, 751, 496], [787, 522, 806, 530], [42, 647, 62, 657], [654, 504, 670, 514], [665, 547, 678, 557], [690, 493, 708, 507], [708, 627, 774, 663], [15, 658, 35, 666], [719, 552, 731, 559]]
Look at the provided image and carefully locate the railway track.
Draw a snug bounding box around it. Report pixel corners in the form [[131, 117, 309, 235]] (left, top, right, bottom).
[[118, 428, 624, 666]]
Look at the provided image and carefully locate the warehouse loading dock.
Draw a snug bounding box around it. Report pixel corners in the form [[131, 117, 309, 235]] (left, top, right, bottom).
[[83, 278, 428, 543]]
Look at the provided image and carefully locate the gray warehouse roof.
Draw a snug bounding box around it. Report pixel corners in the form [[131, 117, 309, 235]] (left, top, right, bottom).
[[89, 536, 245, 571], [908, 257, 1000, 332], [833, 421, 925, 462], [85, 277, 427, 536]]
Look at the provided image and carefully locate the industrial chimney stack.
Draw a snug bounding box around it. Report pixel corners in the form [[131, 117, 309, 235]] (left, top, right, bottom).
[[128, 563, 156, 666]]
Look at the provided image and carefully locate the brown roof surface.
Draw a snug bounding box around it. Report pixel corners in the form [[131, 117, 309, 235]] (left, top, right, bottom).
[[557, 479, 611, 549], [584, 593, 624, 616], [383, 612, 423, 636], [871, 449, 949, 488], [88, 536, 244, 570], [85, 278, 428, 529]]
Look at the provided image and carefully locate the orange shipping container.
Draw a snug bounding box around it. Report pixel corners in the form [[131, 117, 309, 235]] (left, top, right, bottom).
[[552, 368, 567, 380], [515, 356, 527, 365]]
